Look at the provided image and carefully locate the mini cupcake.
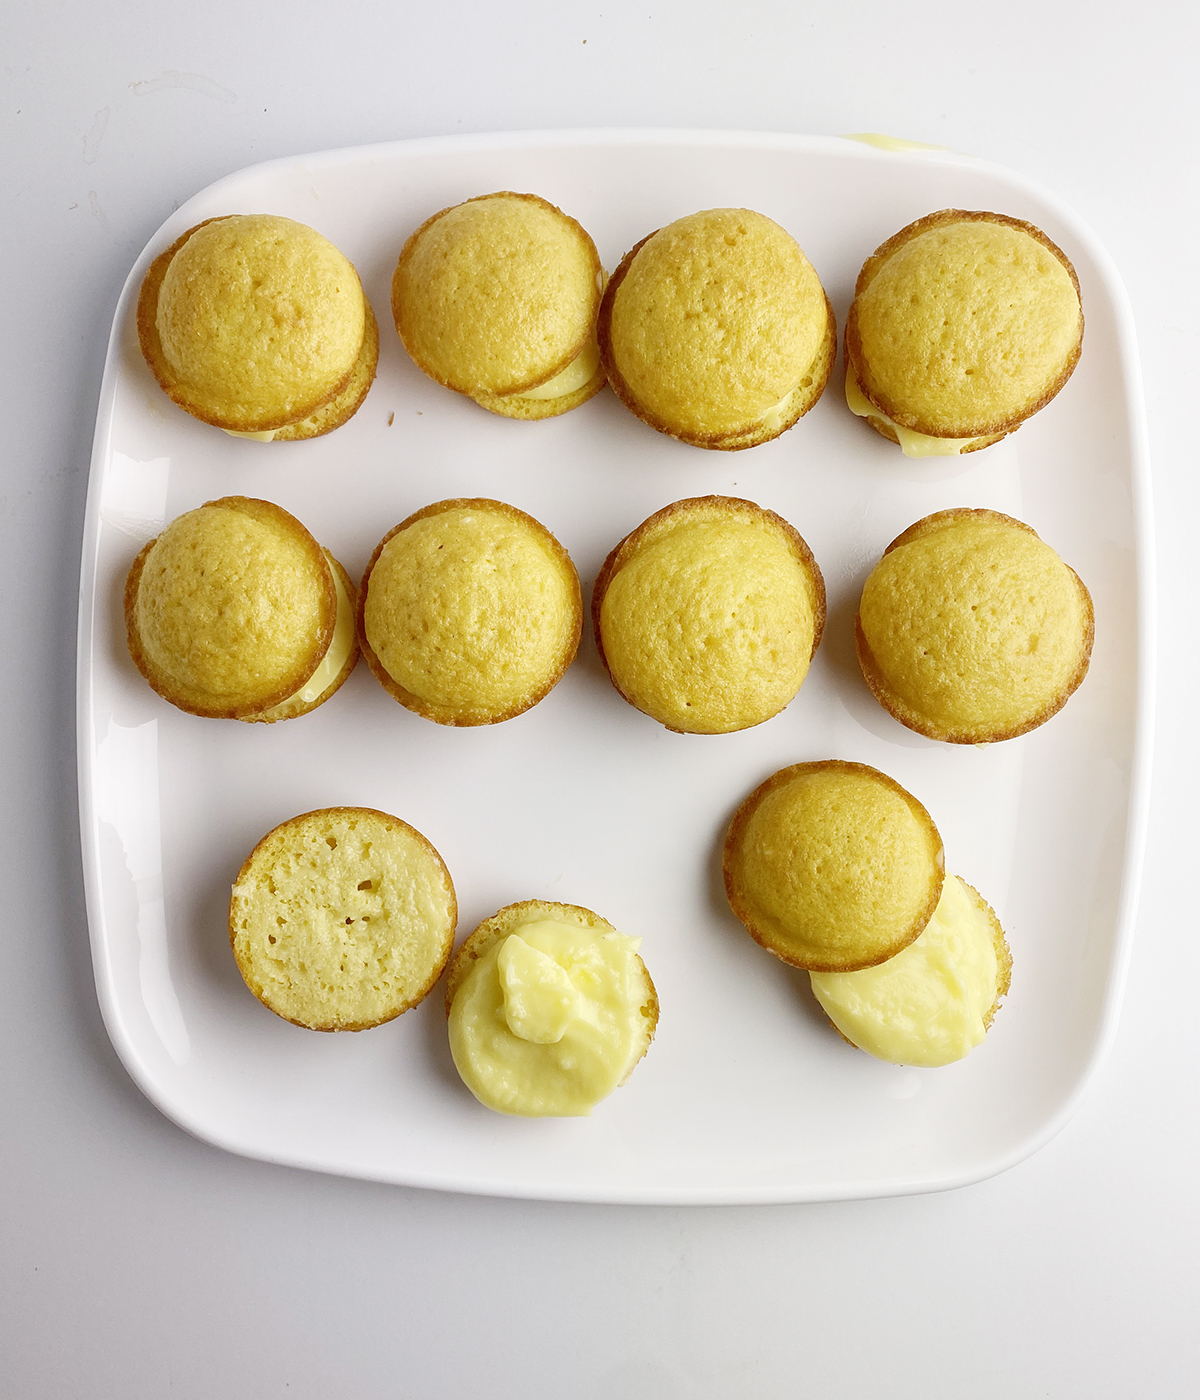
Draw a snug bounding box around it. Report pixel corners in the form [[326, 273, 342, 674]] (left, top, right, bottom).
[[723, 761, 944, 973], [125, 496, 358, 722], [358, 499, 582, 725], [598, 208, 836, 449], [844, 210, 1083, 456], [392, 192, 605, 419], [810, 873, 1012, 1067], [230, 808, 456, 1031], [592, 496, 825, 734], [856, 508, 1094, 743], [137, 214, 378, 439], [445, 900, 658, 1117]]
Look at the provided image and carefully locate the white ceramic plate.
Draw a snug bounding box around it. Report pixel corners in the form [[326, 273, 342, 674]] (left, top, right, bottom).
[[77, 130, 1152, 1203]]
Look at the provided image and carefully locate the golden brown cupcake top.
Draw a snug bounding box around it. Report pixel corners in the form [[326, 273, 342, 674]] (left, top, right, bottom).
[[358, 498, 582, 726], [845, 210, 1083, 443], [392, 192, 603, 406], [856, 508, 1094, 743], [137, 214, 374, 436], [125, 496, 339, 720], [593, 496, 825, 734], [599, 208, 836, 449], [723, 760, 945, 973]]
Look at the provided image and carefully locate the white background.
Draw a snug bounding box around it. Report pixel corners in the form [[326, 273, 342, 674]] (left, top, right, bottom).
[[4, 1, 1198, 1394]]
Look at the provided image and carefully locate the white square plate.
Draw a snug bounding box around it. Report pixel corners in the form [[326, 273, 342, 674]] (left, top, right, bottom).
[[77, 130, 1152, 1203]]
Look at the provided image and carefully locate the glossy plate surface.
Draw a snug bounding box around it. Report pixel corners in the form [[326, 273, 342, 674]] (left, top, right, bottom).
[[77, 130, 1152, 1203]]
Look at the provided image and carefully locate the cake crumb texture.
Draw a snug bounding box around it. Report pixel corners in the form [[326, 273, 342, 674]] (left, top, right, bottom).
[[229, 808, 456, 1031]]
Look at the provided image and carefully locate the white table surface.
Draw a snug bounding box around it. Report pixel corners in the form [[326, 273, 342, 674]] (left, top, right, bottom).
[[4, 1, 1197, 1394]]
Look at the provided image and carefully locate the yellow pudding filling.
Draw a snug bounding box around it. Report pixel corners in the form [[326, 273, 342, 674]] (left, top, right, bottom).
[[511, 337, 601, 402], [844, 366, 988, 457], [448, 919, 649, 1117], [256, 558, 354, 718], [223, 428, 278, 442], [843, 133, 952, 153], [810, 874, 1002, 1067], [756, 385, 800, 437]]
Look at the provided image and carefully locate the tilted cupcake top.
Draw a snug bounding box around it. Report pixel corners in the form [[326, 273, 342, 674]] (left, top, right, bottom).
[[593, 496, 826, 734], [392, 191, 604, 416], [599, 208, 836, 449], [845, 209, 1083, 447], [724, 760, 945, 973], [137, 213, 376, 437], [856, 508, 1094, 743]]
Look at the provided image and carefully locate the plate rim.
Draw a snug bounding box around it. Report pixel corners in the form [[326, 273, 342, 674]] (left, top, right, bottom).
[[76, 127, 1156, 1204]]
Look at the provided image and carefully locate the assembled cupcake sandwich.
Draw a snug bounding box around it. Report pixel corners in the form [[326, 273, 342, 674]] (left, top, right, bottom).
[[592, 496, 825, 734], [125, 496, 358, 722], [855, 508, 1094, 743], [844, 209, 1083, 456], [723, 760, 1010, 1066], [358, 498, 582, 725], [392, 192, 606, 419], [598, 208, 836, 449], [137, 214, 378, 440]]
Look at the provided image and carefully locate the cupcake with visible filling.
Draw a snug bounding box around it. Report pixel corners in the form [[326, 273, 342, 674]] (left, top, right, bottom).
[[593, 496, 825, 734], [230, 807, 456, 1031], [856, 508, 1094, 743], [810, 873, 1011, 1067], [844, 209, 1083, 456], [392, 191, 605, 420], [598, 208, 836, 449], [445, 900, 658, 1117], [137, 214, 378, 440], [358, 498, 582, 725], [125, 496, 358, 722], [723, 760, 944, 972]]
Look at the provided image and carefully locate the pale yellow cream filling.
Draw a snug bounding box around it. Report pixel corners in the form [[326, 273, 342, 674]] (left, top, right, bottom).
[[257, 559, 354, 717], [448, 919, 647, 1117], [809, 874, 1000, 1067], [758, 385, 799, 436], [222, 428, 278, 442], [842, 133, 952, 153], [513, 337, 601, 402], [844, 366, 987, 457]]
